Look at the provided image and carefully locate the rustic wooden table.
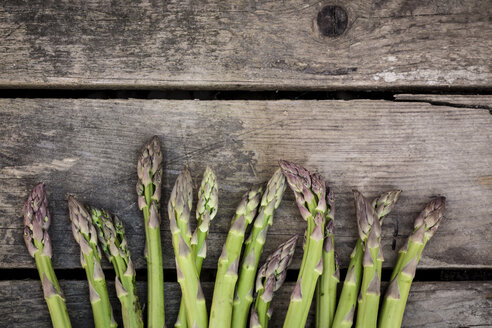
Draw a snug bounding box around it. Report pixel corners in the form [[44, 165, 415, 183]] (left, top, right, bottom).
[[1, 1, 491, 327]]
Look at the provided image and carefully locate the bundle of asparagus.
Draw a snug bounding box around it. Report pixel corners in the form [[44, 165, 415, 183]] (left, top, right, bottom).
[[232, 168, 286, 328], [332, 190, 401, 328], [209, 184, 263, 328], [211, 168, 286, 328], [20, 138, 449, 328]]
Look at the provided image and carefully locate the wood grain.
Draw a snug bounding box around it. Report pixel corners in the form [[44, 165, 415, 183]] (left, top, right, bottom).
[[2, 280, 491, 327], [0, 0, 490, 89], [0, 99, 490, 270]]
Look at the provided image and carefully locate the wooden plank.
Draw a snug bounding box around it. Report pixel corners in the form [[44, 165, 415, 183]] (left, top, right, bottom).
[[395, 94, 492, 109], [0, 99, 490, 270], [0, 0, 490, 89], [2, 280, 491, 327]]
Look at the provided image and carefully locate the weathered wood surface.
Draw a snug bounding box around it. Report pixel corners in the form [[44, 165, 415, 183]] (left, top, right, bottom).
[[395, 94, 492, 109], [0, 99, 491, 270], [0, 0, 491, 89], [3, 280, 491, 327]]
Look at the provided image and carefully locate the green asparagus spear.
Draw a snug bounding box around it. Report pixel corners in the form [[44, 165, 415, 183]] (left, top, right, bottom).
[[23, 183, 72, 328], [378, 197, 445, 328], [251, 234, 298, 328], [68, 196, 116, 328], [280, 160, 327, 328], [176, 167, 218, 328], [332, 190, 401, 328], [136, 136, 165, 328], [354, 191, 382, 328], [316, 185, 337, 328], [232, 169, 286, 328], [168, 167, 208, 328], [89, 207, 144, 328], [209, 185, 264, 328]]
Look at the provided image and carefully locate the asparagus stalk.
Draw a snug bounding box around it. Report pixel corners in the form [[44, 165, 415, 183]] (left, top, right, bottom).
[[23, 183, 72, 328], [68, 197, 116, 328], [89, 207, 144, 328], [136, 136, 165, 328], [378, 197, 446, 328], [176, 167, 218, 328], [168, 167, 208, 328], [251, 234, 298, 328], [354, 191, 383, 328], [316, 185, 338, 328], [232, 169, 287, 328], [332, 240, 362, 328], [209, 185, 264, 328], [280, 160, 327, 328], [332, 190, 401, 328]]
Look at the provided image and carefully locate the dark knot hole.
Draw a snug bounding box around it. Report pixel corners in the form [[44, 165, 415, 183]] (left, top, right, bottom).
[[317, 5, 348, 37]]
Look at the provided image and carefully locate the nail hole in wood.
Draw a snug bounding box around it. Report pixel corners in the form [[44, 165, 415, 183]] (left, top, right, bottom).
[[317, 5, 348, 37]]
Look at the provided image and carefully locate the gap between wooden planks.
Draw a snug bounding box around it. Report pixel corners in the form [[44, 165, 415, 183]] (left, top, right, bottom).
[[0, 0, 490, 89], [0, 98, 490, 271]]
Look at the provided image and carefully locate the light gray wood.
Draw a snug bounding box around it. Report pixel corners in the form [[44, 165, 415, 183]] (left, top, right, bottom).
[[0, 99, 491, 270], [0, 0, 491, 89], [400, 282, 492, 328], [395, 94, 492, 109], [2, 280, 491, 327]]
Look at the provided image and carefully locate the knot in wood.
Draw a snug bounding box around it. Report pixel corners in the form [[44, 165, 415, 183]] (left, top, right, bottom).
[[317, 5, 348, 37]]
